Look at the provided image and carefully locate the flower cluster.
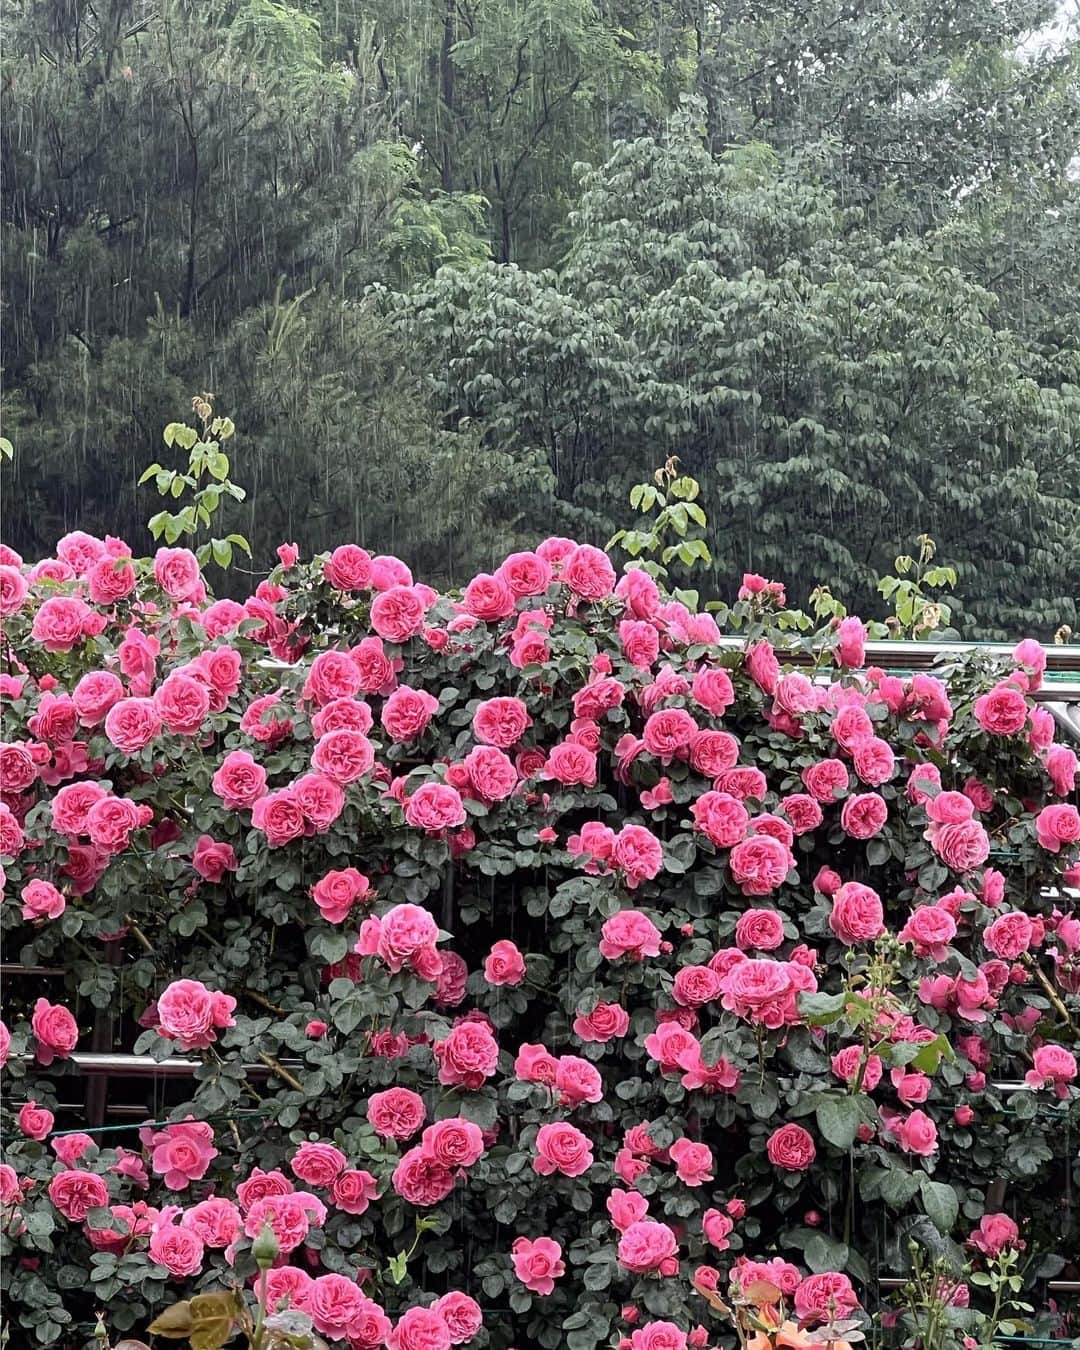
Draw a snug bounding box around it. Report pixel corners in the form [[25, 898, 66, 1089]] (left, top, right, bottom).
[[0, 531, 1077, 1349]]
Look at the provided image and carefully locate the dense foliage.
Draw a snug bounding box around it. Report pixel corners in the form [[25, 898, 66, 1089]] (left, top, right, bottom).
[[2, 0, 1079, 631], [0, 523, 1078, 1348]]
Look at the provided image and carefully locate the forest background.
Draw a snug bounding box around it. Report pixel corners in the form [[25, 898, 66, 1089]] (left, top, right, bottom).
[[2, 0, 1079, 637]]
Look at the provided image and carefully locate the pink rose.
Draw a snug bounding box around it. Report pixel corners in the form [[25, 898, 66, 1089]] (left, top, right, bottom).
[[889, 1108, 938, 1156], [150, 1122, 218, 1189], [463, 744, 517, 801], [310, 728, 375, 784], [734, 909, 785, 952], [421, 1118, 485, 1169], [153, 547, 203, 601], [391, 1147, 456, 1206], [562, 544, 616, 599], [1025, 1043, 1077, 1096], [291, 1141, 347, 1188], [32, 998, 78, 1065], [643, 708, 697, 762], [795, 1272, 859, 1322], [371, 582, 431, 642], [325, 544, 373, 590], [433, 1021, 499, 1089], [781, 793, 823, 835], [462, 571, 516, 621], [0, 565, 29, 617], [499, 550, 553, 597], [304, 651, 363, 706], [933, 819, 990, 871], [21, 880, 66, 923], [801, 759, 850, 802], [730, 834, 792, 896], [32, 596, 100, 651], [405, 782, 467, 832], [261, 1266, 314, 1314], [617, 1219, 678, 1272], [608, 1188, 650, 1231], [969, 1213, 1020, 1257], [192, 836, 237, 883], [433, 1291, 483, 1345], [600, 910, 662, 960], [613, 824, 664, 888], [554, 1054, 603, 1106], [515, 1043, 559, 1083], [899, 905, 957, 960], [688, 729, 739, 777], [511, 1235, 565, 1294], [1035, 804, 1080, 853], [533, 1122, 593, 1177], [766, 1123, 815, 1170], [18, 1101, 54, 1140], [841, 792, 888, 839], [104, 697, 162, 753], [669, 1138, 713, 1186], [746, 640, 779, 694], [473, 697, 531, 748], [49, 1169, 109, 1221], [389, 1306, 452, 1350], [829, 882, 885, 944], [72, 671, 124, 726], [311, 868, 371, 923], [484, 939, 526, 986], [156, 979, 235, 1050], [984, 911, 1033, 960], [573, 1001, 630, 1043], [692, 665, 735, 716], [692, 791, 749, 848], [702, 1208, 733, 1250], [631, 1324, 688, 1350], [852, 736, 895, 786], [546, 740, 597, 786], [974, 683, 1028, 735], [368, 1087, 426, 1140], [382, 687, 440, 742], [252, 789, 306, 847], [309, 1273, 366, 1340], [331, 1169, 380, 1214]]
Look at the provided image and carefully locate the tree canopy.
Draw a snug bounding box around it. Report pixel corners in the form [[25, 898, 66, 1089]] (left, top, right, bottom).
[[2, 0, 1078, 631]]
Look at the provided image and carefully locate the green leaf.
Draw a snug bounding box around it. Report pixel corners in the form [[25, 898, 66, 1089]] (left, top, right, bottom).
[[920, 1177, 959, 1233], [815, 1094, 863, 1150]]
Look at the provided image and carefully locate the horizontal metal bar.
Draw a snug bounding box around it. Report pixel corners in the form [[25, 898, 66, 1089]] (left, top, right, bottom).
[[20, 1052, 302, 1078], [0, 965, 66, 977], [879, 1278, 1078, 1292]]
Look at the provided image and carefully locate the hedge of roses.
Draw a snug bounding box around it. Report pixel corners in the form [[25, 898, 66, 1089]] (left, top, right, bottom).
[[0, 533, 1078, 1349]]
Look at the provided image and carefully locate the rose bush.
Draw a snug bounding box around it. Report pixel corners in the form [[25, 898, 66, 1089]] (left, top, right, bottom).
[[0, 529, 1077, 1349]]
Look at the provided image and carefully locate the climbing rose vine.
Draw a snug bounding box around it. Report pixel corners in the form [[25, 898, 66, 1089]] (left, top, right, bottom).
[[0, 532, 1077, 1348]]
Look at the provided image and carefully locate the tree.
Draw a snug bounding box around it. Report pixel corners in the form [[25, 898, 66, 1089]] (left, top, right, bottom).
[[392, 103, 1080, 636]]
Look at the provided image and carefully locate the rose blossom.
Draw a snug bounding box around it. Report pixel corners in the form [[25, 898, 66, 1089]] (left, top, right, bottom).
[[734, 909, 785, 951], [766, 1123, 815, 1170], [391, 1148, 455, 1206], [405, 782, 467, 832], [156, 979, 235, 1050], [21, 880, 66, 923], [829, 882, 885, 944], [795, 1272, 859, 1322], [49, 1169, 109, 1221], [599, 910, 662, 960], [573, 1001, 630, 1043], [331, 1169, 379, 1214], [1035, 803, 1080, 853], [617, 1219, 678, 1273], [730, 834, 792, 896], [974, 683, 1028, 735], [291, 1141, 347, 1188], [433, 1021, 499, 1089], [484, 939, 526, 986], [18, 1101, 54, 1140], [472, 696, 531, 748], [969, 1213, 1020, 1257], [32, 998, 78, 1065], [534, 1122, 593, 1177], [670, 1138, 713, 1186], [841, 791, 888, 839]]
